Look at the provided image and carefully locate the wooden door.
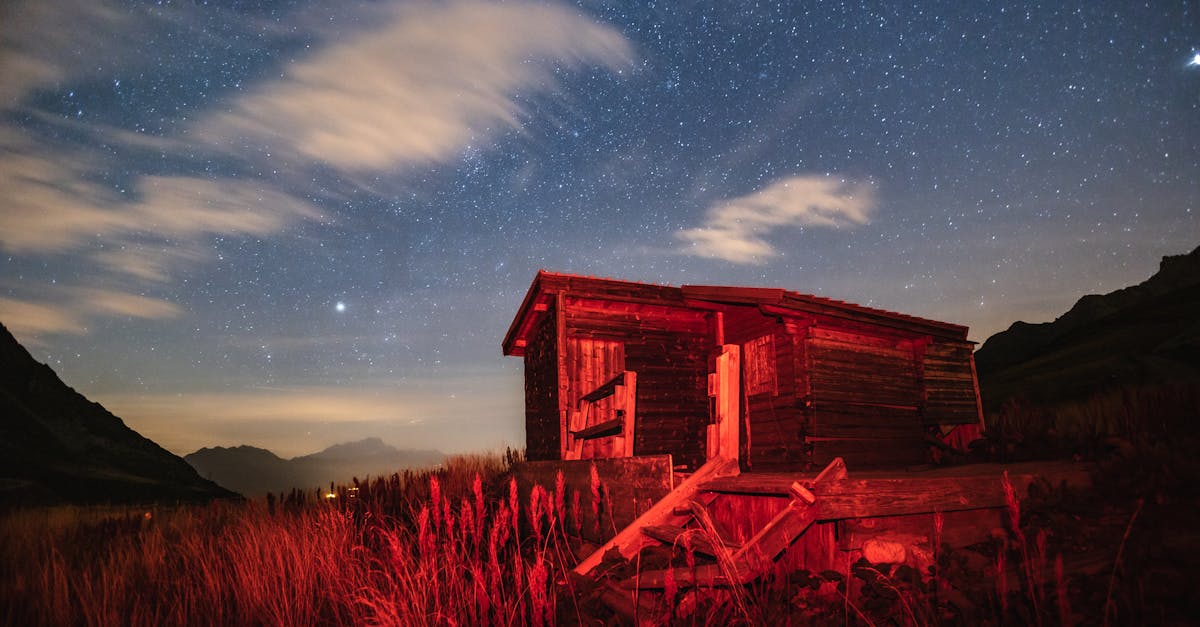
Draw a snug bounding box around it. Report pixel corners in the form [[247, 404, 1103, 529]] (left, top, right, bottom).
[[564, 337, 626, 459]]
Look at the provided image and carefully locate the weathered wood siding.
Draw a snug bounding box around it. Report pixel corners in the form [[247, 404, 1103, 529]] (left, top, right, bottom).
[[922, 341, 982, 426], [523, 313, 560, 461], [723, 309, 808, 470], [803, 326, 926, 467], [564, 297, 712, 470]]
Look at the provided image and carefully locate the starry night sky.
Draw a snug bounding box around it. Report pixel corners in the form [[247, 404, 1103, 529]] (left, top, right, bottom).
[[2, 1, 1197, 457]]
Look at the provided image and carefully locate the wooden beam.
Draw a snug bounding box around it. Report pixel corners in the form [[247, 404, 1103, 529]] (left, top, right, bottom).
[[627, 457, 846, 589], [968, 352, 986, 430], [731, 457, 844, 575], [556, 292, 569, 460], [572, 417, 623, 440], [640, 524, 739, 557], [573, 456, 740, 576], [622, 371, 636, 457], [621, 563, 748, 589], [581, 371, 628, 403], [708, 345, 740, 461], [699, 462, 1092, 519]]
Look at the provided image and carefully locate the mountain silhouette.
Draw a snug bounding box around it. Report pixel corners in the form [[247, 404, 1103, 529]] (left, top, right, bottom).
[[0, 323, 236, 506], [975, 245, 1200, 410], [185, 437, 444, 496]]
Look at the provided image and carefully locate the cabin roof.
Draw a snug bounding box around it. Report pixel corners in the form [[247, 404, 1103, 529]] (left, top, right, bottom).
[[502, 271, 969, 356]]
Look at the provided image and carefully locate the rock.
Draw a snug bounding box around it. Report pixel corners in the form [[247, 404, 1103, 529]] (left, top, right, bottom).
[[863, 539, 906, 564]]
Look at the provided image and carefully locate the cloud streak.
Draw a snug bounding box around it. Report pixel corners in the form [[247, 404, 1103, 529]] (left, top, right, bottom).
[[201, 1, 633, 171], [0, 0, 137, 107], [0, 130, 319, 338], [0, 142, 319, 256], [0, 298, 87, 339], [0, 287, 183, 342], [678, 175, 876, 264], [103, 380, 522, 457]]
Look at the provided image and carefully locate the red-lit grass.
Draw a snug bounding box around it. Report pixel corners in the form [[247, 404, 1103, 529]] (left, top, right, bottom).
[[3, 383, 1192, 627], [0, 450, 579, 627]]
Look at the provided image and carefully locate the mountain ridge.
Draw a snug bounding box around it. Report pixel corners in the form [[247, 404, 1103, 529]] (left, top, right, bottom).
[[0, 323, 236, 505], [975, 245, 1200, 409], [185, 437, 444, 497]]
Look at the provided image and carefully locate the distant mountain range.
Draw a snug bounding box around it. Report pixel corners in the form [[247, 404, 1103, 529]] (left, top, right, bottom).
[[185, 438, 444, 497], [975, 245, 1200, 410], [0, 323, 235, 506]]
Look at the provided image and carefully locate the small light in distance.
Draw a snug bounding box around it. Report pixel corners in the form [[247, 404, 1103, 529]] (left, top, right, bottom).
[[335, 301, 346, 313]]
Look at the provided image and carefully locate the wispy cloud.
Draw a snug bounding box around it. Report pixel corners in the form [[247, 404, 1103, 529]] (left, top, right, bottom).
[[103, 379, 522, 457], [0, 0, 137, 107], [0, 286, 183, 343], [71, 288, 184, 319], [0, 0, 632, 345], [0, 132, 318, 338], [201, 0, 633, 171], [0, 298, 87, 339], [678, 175, 876, 264], [0, 141, 319, 256]]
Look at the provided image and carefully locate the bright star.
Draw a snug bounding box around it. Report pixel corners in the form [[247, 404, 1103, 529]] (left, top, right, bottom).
[[1189, 52, 1200, 67], [335, 302, 346, 312]]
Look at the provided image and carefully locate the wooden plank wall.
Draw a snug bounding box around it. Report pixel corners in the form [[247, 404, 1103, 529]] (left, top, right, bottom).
[[524, 313, 560, 461], [564, 297, 712, 470], [922, 341, 982, 426], [804, 327, 926, 467], [511, 455, 673, 545], [723, 308, 807, 470]]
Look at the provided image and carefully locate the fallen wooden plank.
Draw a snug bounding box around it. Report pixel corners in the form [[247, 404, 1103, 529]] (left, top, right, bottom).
[[731, 457, 845, 574], [620, 563, 753, 589], [735, 501, 822, 574], [626, 458, 848, 590], [640, 524, 741, 557], [574, 456, 740, 576]]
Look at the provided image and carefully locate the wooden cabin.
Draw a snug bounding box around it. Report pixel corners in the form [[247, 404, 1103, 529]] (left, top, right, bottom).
[[505, 273, 1087, 615], [503, 271, 985, 472]]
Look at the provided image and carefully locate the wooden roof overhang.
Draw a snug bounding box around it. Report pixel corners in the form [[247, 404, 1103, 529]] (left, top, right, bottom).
[[502, 271, 690, 356], [503, 272, 971, 356], [680, 285, 971, 342]]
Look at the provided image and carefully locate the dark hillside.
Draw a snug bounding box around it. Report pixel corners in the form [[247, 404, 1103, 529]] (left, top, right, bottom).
[[976, 246, 1200, 410], [0, 323, 235, 505]]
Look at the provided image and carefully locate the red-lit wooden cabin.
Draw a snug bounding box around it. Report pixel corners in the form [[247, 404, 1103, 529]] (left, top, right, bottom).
[[503, 271, 984, 471], [504, 272, 1086, 611]]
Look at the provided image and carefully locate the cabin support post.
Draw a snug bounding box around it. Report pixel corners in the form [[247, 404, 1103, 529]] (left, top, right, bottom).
[[556, 292, 572, 460], [707, 344, 740, 461], [620, 371, 636, 457]]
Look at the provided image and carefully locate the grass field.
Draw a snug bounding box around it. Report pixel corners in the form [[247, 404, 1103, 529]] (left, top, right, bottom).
[[3, 384, 1196, 625]]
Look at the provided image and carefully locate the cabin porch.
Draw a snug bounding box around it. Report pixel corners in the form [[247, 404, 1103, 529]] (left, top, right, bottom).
[[513, 455, 1092, 586]]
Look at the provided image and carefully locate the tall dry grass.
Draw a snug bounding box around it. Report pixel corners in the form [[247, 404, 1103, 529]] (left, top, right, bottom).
[[989, 381, 1200, 450], [0, 450, 581, 627]]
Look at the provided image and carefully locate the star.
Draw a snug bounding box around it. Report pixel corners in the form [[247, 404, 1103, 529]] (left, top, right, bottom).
[[1189, 52, 1200, 67], [335, 302, 346, 313]]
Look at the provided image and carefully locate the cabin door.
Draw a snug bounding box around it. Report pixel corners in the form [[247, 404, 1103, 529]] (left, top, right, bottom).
[[564, 338, 634, 460], [706, 344, 740, 460]]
